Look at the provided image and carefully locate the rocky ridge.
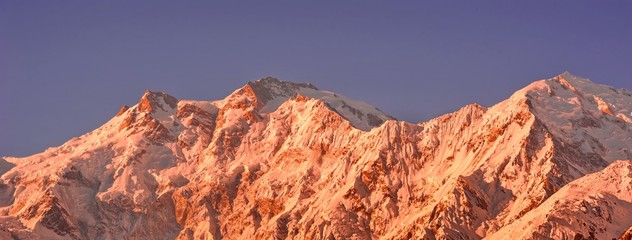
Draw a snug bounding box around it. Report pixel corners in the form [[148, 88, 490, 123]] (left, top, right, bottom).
[[0, 73, 631, 239]]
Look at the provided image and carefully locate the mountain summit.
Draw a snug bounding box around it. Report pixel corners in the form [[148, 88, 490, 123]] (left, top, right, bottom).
[[1, 73, 631, 239], [215, 77, 395, 130]]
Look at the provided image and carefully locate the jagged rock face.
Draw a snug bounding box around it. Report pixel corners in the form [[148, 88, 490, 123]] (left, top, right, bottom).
[[138, 90, 178, 114], [1, 74, 631, 239], [488, 160, 632, 240], [116, 105, 129, 117]]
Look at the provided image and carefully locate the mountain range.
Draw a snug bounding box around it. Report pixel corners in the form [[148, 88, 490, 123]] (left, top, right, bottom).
[[1, 72, 631, 239]]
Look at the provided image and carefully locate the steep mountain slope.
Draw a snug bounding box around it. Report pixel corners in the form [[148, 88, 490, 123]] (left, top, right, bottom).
[[488, 160, 632, 240], [1, 73, 630, 239]]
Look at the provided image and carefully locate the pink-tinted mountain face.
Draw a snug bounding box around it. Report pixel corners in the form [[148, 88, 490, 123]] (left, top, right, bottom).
[[1, 73, 631, 239]]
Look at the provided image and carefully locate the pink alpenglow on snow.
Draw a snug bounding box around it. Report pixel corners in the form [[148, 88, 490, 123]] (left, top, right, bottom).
[[1, 73, 631, 239]]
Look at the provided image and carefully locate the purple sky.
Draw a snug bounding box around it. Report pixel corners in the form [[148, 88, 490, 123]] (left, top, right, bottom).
[[1, 1, 631, 157]]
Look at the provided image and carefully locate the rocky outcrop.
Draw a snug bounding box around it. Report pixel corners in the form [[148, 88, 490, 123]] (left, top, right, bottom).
[[116, 105, 129, 117], [138, 90, 178, 114], [1, 73, 631, 239]]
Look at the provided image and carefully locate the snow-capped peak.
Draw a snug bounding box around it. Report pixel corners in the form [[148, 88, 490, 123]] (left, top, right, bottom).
[[2, 74, 631, 240], [252, 76, 317, 90], [558, 70, 592, 83], [503, 72, 632, 178], [216, 77, 395, 131]]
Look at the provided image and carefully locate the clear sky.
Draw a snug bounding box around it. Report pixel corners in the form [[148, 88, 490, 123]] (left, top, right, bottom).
[[1, 1, 631, 157]]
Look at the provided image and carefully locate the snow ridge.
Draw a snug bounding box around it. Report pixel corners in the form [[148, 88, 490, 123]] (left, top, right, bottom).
[[1, 72, 631, 240]]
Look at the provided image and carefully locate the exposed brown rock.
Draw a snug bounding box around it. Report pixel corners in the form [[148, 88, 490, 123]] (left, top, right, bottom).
[[119, 110, 137, 131], [116, 105, 129, 116], [294, 93, 310, 102], [138, 90, 178, 113], [4, 74, 632, 240]]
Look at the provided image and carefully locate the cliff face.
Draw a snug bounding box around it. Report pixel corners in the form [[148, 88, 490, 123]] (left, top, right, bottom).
[[1, 73, 631, 239]]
